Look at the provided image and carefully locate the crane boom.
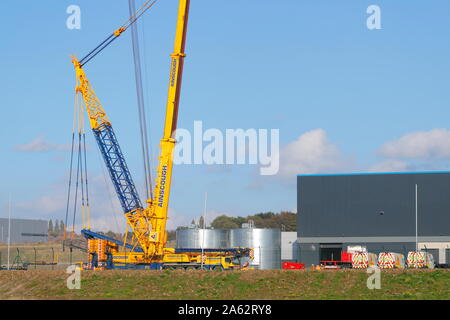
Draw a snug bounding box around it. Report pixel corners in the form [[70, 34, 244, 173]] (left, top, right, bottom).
[[72, 59, 154, 255], [147, 0, 190, 257], [73, 59, 143, 213]]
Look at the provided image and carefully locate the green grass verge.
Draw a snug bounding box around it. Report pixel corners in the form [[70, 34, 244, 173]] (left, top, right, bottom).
[[0, 269, 448, 300]]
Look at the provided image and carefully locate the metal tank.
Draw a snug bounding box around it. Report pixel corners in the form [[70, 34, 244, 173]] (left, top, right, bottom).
[[230, 228, 281, 269], [176, 228, 229, 249]]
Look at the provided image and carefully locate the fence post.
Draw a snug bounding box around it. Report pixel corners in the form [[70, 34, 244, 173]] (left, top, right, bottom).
[[34, 247, 37, 270]]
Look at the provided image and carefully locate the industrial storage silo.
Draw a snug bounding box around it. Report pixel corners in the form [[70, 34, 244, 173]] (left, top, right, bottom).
[[230, 228, 281, 269], [176, 228, 229, 249]]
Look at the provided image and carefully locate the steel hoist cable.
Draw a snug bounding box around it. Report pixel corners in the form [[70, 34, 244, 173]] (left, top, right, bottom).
[[79, 0, 158, 67], [65, 91, 92, 240], [139, 5, 156, 191], [129, 0, 153, 201], [64, 93, 79, 242], [83, 132, 91, 230], [78, 102, 88, 233]]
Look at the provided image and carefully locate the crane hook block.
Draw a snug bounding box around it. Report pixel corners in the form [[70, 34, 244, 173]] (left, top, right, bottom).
[[114, 27, 126, 37]]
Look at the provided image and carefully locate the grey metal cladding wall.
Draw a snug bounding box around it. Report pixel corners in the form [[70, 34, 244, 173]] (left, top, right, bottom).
[[347, 242, 416, 257], [0, 219, 48, 243], [298, 243, 320, 266], [297, 173, 450, 238]]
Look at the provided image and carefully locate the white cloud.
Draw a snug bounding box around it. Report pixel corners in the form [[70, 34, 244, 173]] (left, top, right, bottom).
[[74, 208, 191, 235], [76, 215, 126, 234], [277, 129, 354, 178], [16, 194, 67, 215], [377, 128, 450, 159], [13, 172, 124, 232], [252, 127, 450, 185], [12, 171, 198, 234], [367, 159, 410, 173], [14, 136, 73, 152], [166, 208, 192, 231]]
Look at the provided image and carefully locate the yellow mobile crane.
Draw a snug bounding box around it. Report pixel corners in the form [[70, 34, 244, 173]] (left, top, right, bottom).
[[70, 0, 252, 270]]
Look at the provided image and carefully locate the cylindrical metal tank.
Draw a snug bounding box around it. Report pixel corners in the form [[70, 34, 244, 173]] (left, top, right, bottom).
[[176, 229, 229, 249], [230, 228, 281, 269]]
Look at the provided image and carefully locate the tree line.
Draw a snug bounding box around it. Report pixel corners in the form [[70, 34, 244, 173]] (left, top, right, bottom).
[[186, 211, 297, 231], [48, 219, 65, 236]]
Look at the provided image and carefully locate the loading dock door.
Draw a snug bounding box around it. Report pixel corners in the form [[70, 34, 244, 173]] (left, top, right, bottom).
[[320, 243, 342, 262]]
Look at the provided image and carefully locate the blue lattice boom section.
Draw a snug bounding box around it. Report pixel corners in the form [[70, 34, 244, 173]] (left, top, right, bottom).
[[93, 123, 143, 213]]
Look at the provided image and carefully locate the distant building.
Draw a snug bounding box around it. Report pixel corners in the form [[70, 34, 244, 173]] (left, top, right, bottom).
[[297, 172, 450, 266], [0, 218, 48, 244], [281, 232, 299, 262]]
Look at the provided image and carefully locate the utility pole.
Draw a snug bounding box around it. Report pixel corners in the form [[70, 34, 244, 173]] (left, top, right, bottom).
[[7, 194, 11, 270], [203, 192, 207, 230], [34, 248, 37, 270], [415, 184, 418, 252], [51, 247, 55, 270], [201, 192, 207, 270]]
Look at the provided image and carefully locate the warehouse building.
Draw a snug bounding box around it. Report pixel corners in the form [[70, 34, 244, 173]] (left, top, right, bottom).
[[0, 218, 48, 244], [297, 172, 450, 267]]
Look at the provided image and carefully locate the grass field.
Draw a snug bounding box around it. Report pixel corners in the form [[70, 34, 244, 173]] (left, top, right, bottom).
[[0, 269, 448, 300]]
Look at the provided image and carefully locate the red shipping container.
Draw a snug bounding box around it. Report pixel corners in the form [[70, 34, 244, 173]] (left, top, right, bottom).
[[282, 262, 305, 270], [341, 251, 353, 263]]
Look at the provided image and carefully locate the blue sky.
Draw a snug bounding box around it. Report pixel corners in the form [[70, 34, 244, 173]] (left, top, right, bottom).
[[2, 0, 450, 231]]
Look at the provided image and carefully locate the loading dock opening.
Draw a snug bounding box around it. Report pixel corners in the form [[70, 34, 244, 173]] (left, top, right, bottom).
[[319, 243, 342, 262]]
